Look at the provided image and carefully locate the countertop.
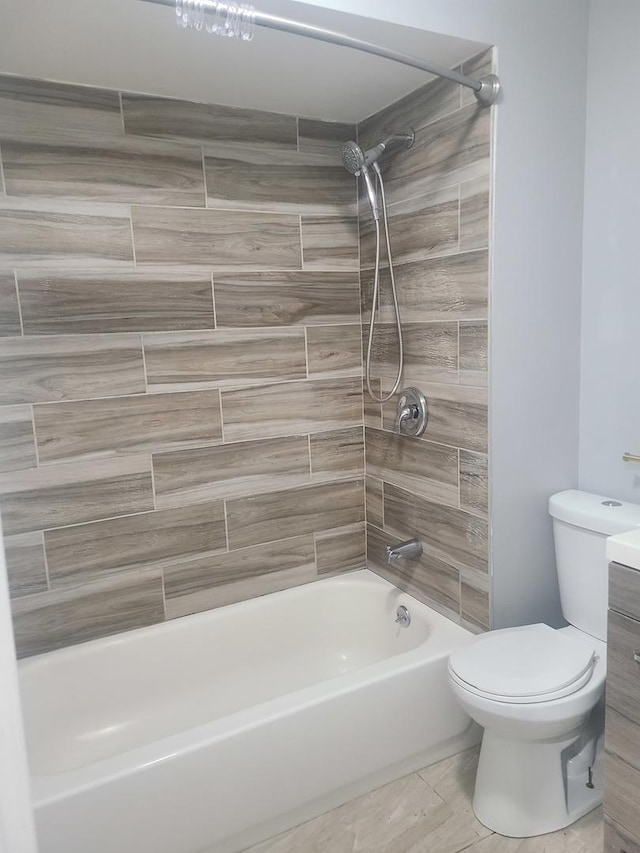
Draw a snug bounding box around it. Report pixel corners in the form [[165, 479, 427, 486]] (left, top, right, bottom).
[[606, 527, 640, 571]]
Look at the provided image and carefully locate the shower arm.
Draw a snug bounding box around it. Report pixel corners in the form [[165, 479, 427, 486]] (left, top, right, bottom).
[[138, 0, 500, 106]]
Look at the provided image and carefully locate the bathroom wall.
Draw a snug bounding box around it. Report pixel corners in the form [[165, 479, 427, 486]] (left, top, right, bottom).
[[579, 0, 640, 505], [359, 51, 491, 631], [0, 75, 365, 657]]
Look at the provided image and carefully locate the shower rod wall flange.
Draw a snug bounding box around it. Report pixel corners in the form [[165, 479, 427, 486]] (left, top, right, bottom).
[[139, 0, 501, 106]]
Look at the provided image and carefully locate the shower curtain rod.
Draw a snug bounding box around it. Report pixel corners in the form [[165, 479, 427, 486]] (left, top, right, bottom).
[[139, 0, 500, 106]]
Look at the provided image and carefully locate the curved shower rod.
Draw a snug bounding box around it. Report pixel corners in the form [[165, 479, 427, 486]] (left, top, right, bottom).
[[139, 0, 500, 106]]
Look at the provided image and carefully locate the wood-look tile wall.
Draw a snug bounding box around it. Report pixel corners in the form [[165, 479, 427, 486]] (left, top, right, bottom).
[[359, 50, 492, 631], [0, 74, 365, 656]]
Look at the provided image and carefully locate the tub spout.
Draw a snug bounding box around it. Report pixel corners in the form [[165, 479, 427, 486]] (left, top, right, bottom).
[[386, 538, 422, 564]]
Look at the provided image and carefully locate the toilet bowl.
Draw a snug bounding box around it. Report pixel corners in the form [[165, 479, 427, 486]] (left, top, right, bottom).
[[449, 624, 606, 837], [447, 490, 640, 838]]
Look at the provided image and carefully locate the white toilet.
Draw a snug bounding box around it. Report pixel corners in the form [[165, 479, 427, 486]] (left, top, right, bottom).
[[448, 489, 640, 837]]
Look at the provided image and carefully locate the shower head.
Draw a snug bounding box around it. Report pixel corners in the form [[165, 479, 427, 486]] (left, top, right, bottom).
[[340, 131, 414, 222], [339, 130, 415, 176], [340, 140, 367, 176]]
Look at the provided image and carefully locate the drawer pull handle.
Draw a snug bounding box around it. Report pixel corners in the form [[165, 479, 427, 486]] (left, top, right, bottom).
[[634, 650, 640, 664]]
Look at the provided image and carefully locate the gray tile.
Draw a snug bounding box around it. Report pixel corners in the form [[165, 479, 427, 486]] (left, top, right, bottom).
[[3, 532, 48, 598], [364, 380, 383, 429], [121, 93, 297, 150], [384, 483, 488, 575], [12, 569, 164, 658], [367, 523, 461, 619], [461, 579, 490, 631], [221, 377, 362, 443], [359, 74, 460, 149], [0, 75, 123, 139], [368, 322, 458, 387], [204, 154, 356, 215], [143, 328, 306, 392], [460, 451, 488, 519], [0, 455, 154, 535], [34, 390, 222, 464], [247, 770, 479, 853], [0, 198, 134, 269], [366, 428, 458, 507], [316, 523, 366, 575], [0, 333, 145, 404], [0, 271, 21, 336], [460, 177, 490, 251], [382, 103, 491, 205], [384, 383, 487, 454], [226, 479, 364, 550], [301, 215, 359, 271], [310, 427, 364, 481], [306, 324, 362, 378], [153, 435, 311, 508], [165, 534, 316, 618], [18, 271, 214, 335], [44, 501, 226, 589], [214, 271, 360, 327], [131, 205, 301, 270], [372, 250, 488, 324], [360, 185, 459, 269], [365, 476, 384, 529], [0, 405, 37, 472], [298, 119, 355, 158], [459, 321, 487, 387], [2, 136, 205, 206], [459, 827, 598, 853], [418, 748, 491, 839]]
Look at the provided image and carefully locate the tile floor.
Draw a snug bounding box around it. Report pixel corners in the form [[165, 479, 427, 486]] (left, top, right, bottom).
[[244, 748, 603, 853]]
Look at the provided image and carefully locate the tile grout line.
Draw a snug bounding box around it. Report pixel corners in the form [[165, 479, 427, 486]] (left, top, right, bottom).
[[40, 530, 52, 592], [303, 326, 310, 378], [117, 91, 127, 133], [149, 453, 158, 511], [210, 272, 217, 329], [218, 390, 226, 445], [13, 271, 25, 336], [128, 205, 137, 269], [307, 433, 313, 476], [139, 333, 149, 393], [222, 499, 230, 551], [29, 403, 41, 467], [0, 141, 6, 195]]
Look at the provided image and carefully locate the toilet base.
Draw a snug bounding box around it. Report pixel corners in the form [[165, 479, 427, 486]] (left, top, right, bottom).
[[473, 727, 604, 837]]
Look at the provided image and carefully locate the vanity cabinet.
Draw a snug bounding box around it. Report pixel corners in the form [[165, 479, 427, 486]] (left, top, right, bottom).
[[605, 562, 640, 852]]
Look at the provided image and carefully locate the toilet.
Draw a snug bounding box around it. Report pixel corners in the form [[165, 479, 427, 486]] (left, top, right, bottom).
[[448, 489, 640, 837]]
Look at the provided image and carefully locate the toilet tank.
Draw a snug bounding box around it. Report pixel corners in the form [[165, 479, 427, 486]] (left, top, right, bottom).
[[549, 490, 640, 641]]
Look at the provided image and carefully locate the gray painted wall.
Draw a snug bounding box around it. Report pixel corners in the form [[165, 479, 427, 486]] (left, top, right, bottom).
[[299, 0, 590, 629], [579, 0, 640, 506]]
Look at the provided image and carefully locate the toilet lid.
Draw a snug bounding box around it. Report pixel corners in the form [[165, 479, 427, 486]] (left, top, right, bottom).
[[448, 624, 596, 700]]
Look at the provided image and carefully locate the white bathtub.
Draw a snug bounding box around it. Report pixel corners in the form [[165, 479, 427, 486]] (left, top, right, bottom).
[[19, 569, 479, 853]]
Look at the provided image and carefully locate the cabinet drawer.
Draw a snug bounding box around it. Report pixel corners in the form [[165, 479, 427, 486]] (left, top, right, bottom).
[[610, 563, 640, 621], [605, 753, 640, 844], [605, 818, 640, 853], [607, 611, 640, 726]]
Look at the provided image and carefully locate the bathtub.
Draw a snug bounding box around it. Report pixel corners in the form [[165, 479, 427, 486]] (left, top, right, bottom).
[[19, 569, 479, 853]]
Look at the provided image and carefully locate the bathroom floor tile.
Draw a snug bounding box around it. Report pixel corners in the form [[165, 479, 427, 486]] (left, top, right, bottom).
[[243, 749, 603, 853]]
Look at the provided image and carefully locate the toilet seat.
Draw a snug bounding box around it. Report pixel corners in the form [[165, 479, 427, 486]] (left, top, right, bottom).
[[448, 624, 597, 704]]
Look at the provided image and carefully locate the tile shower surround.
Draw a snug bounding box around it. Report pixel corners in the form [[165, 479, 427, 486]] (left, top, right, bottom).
[[360, 49, 492, 632], [0, 49, 491, 656]]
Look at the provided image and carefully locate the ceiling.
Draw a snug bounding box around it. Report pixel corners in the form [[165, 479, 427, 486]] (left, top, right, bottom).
[[0, 0, 487, 123]]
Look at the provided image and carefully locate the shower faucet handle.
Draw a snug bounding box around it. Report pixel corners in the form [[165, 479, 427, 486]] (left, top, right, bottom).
[[395, 387, 428, 437]]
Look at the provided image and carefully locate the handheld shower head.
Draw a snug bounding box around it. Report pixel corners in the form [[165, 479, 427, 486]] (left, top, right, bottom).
[[340, 141, 380, 221], [340, 130, 415, 221], [339, 140, 366, 176]]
